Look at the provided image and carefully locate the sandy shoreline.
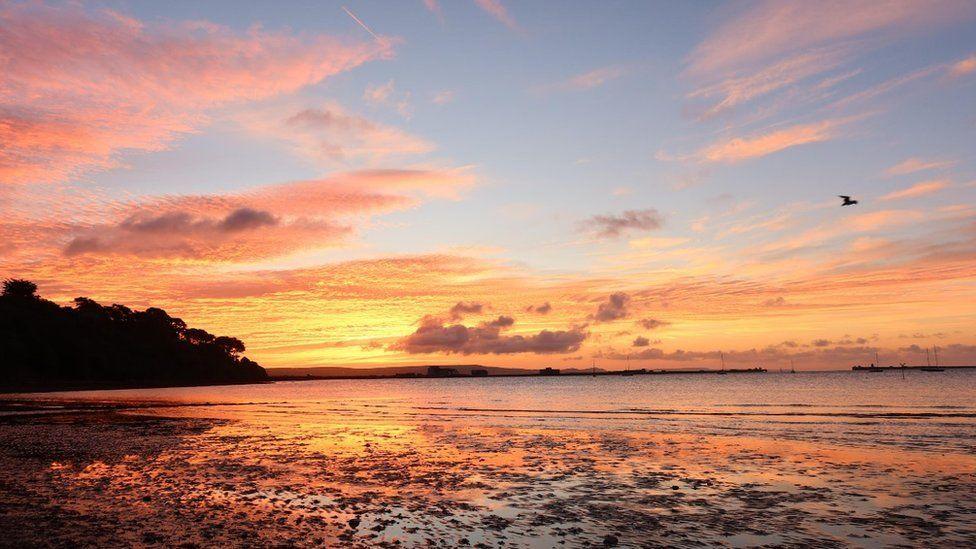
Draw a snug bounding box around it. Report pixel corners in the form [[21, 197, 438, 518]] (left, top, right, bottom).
[[2, 400, 975, 548]]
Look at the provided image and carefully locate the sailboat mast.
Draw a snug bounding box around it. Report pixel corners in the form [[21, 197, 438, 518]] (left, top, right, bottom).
[[720, 352, 725, 371], [934, 346, 940, 367], [926, 348, 931, 367]]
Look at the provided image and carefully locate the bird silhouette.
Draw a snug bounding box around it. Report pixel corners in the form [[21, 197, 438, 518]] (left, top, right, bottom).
[[839, 195, 858, 206]]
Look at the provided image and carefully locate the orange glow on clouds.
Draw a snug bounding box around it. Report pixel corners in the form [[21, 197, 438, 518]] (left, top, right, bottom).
[[2, 1, 975, 371]]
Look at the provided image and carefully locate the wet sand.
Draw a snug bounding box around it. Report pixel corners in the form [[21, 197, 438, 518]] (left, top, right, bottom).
[[2, 399, 975, 548]]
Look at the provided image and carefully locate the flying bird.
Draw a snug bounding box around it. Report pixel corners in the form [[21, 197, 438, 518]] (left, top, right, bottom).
[[838, 195, 858, 206]]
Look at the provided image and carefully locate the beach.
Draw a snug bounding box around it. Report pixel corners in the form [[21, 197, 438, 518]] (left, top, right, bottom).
[[2, 372, 975, 547]]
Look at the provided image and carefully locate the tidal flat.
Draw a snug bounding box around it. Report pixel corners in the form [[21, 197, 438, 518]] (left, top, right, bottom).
[[2, 385, 975, 548]]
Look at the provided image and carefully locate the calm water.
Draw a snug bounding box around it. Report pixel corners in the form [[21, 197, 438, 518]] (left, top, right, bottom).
[[10, 369, 976, 453], [5, 370, 976, 547]]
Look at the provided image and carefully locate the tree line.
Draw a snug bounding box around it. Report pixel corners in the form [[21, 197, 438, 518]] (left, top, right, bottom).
[[0, 279, 267, 391]]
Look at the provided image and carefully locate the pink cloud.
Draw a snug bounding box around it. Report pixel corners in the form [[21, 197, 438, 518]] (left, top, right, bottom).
[[686, 1, 976, 78], [55, 168, 474, 261], [532, 66, 628, 94], [423, 0, 445, 22], [0, 2, 390, 184], [565, 66, 627, 90], [687, 46, 850, 118], [881, 180, 951, 201], [474, 0, 519, 31], [240, 103, 432, 165]]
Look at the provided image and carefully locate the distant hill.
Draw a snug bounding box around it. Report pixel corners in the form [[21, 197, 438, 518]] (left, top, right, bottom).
[[268, 365, 606, 378], [0, 279, 267, 392]]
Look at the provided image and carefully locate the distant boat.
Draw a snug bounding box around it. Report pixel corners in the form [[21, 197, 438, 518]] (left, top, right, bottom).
[[790, 359, 796, 374], [854, 351, 888, 372], [922, 347, 944, 371], [852, 364, 886, 372]]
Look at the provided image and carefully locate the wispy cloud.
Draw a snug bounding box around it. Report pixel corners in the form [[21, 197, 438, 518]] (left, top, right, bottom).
[[885, 157, 956, 177], [687, 46, 850, 118], [566, 66, 627, 90], [423, 0, 444, 23], [949, 53, 976, 77], [686, 0, 976, 78], [56, 169, 475, 262], [239, 103, 432, 166], [881, 180, 951, 201], [431, 90, 456, 104], [474, 0, 519, 31], [534, 65, 627, 94], [364, 80, 413, 118], [697, 118, 846, 163], [0, 2, 390, 185]]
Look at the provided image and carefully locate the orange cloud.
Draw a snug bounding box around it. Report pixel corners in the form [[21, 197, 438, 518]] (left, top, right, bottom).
[[699, 119, 843, 163], [7, 220, 975, 370], [761, 209, 924, 254], [884, 157, 955, 176], [949, 53, 976, 77], [881, 180, 951, 201], [842, 209, 924, 232], [0, 2, 390, 184]]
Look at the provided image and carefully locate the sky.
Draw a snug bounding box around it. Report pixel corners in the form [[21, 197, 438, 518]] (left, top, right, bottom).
[[1, 0, 975, 371]]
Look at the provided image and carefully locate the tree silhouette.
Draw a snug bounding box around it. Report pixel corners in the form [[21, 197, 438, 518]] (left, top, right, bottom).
[[2, 279, 37, 298], [0, 280, 267, 391]]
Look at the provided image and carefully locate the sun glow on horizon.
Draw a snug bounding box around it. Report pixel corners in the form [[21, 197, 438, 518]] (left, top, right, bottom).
[[1, 1, 975, 371]]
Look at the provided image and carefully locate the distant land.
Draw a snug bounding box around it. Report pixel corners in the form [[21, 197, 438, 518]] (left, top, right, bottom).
[[267, 364, 769, 380], [0, 279, 268, 393], [268, 365, 606, 378]]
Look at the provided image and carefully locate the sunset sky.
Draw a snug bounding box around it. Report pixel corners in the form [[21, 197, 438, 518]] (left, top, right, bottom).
[[2, 0, 975, 370]]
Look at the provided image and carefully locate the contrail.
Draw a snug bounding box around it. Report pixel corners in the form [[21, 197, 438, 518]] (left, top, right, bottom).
[[342, 6, 381, 41]]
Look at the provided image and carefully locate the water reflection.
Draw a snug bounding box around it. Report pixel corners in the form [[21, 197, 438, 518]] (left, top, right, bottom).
[[2, 372, 976, 546]]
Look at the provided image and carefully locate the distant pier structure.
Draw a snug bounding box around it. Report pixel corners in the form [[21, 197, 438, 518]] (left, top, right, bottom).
[[540, 367, 561, 376]]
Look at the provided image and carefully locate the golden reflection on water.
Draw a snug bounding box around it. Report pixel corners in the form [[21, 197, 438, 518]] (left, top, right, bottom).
[[5, 375, 976, 547]]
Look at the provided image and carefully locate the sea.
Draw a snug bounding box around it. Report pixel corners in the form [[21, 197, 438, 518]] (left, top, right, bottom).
[[9, 369, 976, 454]]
